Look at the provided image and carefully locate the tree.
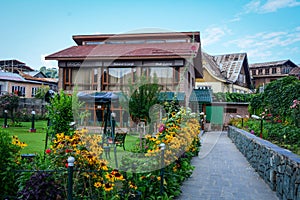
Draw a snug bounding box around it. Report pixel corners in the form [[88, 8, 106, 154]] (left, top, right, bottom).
[[34, 85, 50, 99], [0, 93, 19, 122], [121, 75, 162, 125], [46, 90, 73, 136], [39, 66, 58, 78]]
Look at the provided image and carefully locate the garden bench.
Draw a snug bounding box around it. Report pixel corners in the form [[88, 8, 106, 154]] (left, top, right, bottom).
[[106, 132, 127, 150], [113, 132, 127, 150]]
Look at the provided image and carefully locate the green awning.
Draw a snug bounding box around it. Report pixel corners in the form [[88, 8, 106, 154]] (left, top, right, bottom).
[[189, 89, 212, 103]]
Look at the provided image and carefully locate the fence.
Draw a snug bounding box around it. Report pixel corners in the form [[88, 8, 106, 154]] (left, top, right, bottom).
[[0, 98, 48, 119]]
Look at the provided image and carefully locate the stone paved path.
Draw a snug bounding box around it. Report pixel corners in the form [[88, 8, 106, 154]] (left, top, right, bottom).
[[177, 131, 279, 200]]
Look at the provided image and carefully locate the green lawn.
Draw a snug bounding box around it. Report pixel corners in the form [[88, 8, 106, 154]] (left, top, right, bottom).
[[0, 119, 48, 154], [0, 118, 140, 158]]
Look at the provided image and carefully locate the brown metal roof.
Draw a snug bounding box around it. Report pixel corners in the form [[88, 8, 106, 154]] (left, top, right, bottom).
[[18, 71, 58, 83], [45, 42, 200, 60], [73, 31, 201, 45], [289, 66, 300, 75], [249, 60, 289, 68]]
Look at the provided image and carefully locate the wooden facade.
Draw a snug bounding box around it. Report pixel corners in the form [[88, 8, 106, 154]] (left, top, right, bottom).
[[250, 60, 299, 88], [46, 31, 203, 127]]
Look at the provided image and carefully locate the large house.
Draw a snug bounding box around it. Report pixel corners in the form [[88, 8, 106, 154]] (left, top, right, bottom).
[[250, 59, 299, 88], [196, 52, 252, 93], [45, 31, 203, 126]]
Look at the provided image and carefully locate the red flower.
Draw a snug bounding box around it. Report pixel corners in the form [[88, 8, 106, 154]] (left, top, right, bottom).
[[45, 149, 51, 154], [65, 149, 72, 153]]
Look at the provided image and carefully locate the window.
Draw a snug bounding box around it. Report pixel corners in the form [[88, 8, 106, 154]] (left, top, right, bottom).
[[141, 67, 179, 90], [281, 67, 291, 74], [265, 68, 269, 75], [225, 108, 237, 113], [31, 87, 38, 97], [107, 67, 135, 90], [258, 69, 263, 75], [272, 68, 277, 74], [63, 68, 72, 90], [252, 70, 256, 75], [12, 85, 25, 96]]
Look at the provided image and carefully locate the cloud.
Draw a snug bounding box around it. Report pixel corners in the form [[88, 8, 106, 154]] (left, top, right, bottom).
[[202, 26, 231, 47], [226, 27, 300, 62], [40, 54, 57, 69], [243, 0, 300, 13]]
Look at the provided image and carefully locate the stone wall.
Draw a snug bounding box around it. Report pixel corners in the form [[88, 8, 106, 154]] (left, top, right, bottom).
[[228, 126, 300, 200]]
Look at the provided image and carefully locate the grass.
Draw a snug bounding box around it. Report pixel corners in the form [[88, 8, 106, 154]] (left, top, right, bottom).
[[0, 118, 141, 160], [0, 119, 48, 154]]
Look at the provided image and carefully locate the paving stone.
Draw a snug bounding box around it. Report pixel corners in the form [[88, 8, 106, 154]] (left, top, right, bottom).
[[176, 131, 279, 200]]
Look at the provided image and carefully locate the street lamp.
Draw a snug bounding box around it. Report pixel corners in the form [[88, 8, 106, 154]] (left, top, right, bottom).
[[251, 114, 263, 138], [236, 115, 243, 128], [159, 143, 166, 195], [111, 112, 118, 168], [200, 112, 205, 130], [29, 110, 36, 132], [3, 109, 8, 128]]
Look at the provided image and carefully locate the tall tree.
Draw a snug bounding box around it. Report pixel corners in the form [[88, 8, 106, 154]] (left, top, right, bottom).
[[121, 75, 162, 125]]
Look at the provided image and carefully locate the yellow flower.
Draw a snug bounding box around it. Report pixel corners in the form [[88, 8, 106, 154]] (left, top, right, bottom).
[[129, 181, 137, 190], [103, 183, 114, 192], [94, 181, 102, 188]]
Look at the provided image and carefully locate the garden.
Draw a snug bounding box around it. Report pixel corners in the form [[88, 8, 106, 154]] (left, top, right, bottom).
[[229, 76, 300, 155], [0, 86, 201, 199]]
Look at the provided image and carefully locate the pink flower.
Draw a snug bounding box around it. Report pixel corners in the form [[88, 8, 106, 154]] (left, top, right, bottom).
[[158, 124, 165, 133], [250, 130, 255, 134]]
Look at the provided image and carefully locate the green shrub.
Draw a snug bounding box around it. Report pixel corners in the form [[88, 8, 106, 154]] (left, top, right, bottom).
[[0, 130, 24, 198]]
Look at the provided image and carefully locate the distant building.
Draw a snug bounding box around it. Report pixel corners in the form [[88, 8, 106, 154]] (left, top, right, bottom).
[[0, 59, 34, 73], [196, 52, 252, 94], [0, 59, 58, 97], [249, 59, 299, 88]]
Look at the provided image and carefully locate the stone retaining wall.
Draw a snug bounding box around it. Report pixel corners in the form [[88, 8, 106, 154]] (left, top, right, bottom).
[[228, 126, 300, 200]]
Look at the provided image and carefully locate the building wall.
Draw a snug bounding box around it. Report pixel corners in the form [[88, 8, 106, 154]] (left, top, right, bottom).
[[6, 81, 41, 98]]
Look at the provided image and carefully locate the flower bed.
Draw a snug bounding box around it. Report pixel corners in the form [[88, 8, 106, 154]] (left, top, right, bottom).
[[1, 103, 201, 199]]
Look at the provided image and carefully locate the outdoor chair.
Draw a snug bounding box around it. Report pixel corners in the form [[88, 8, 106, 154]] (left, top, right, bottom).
[[113, 132, 127, 150]]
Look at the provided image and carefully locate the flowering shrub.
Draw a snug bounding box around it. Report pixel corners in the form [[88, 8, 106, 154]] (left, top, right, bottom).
[[144, 106, 200, 165], [290, 99, 300, 127], [119, 101, 201, 198], [0, 131, 27, 198], [44, 128, 130, 199]]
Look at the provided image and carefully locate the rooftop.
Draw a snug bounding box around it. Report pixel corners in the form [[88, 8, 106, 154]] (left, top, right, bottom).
[[249, 60, 297, 68], [45, 42, 200, 60]]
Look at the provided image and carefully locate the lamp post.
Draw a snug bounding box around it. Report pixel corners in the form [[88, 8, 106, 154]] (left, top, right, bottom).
[[236, 115, 243, 128], [111, 112, 118, 168], [29, 110, 36, 132], [159, 143, 166, 196], [67, 156, 75, 200], [251, 114, 263, 138], [3, 109, 8, 128], [200, 112, 205, 130]]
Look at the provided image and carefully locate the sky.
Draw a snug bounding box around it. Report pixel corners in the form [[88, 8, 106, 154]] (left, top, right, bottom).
[[0, 0, 300, 70]]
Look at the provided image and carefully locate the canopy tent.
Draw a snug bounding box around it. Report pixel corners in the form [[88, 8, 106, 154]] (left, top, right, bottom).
[[77, 92, 119, 103]]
